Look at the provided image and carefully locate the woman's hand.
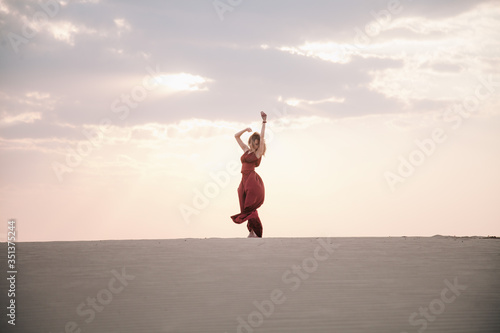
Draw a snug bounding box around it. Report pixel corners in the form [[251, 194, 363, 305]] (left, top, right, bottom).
[[260, 111, 267, 122], [235, 128, 252, 137]]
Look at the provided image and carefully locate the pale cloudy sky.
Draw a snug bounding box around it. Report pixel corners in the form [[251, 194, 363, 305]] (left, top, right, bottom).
[[0, 0, 499, 241]]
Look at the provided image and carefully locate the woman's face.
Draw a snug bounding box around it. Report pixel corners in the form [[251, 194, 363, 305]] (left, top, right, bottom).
[[251, 139, 260, 150]]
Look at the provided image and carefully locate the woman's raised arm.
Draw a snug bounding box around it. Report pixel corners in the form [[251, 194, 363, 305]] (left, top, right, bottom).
[[259, 111, 266, 141], [235, 127, 251, 152], [255, 111, 267, 158]]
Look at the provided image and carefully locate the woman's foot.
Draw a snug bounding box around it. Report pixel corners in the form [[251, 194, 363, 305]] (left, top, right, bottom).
[[248, 230, 258, 238]]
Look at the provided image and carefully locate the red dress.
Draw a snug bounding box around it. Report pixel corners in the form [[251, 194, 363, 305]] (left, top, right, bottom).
[[231, 150, 265, 237]]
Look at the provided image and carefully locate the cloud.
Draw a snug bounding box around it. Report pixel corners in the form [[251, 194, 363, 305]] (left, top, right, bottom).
[[1, 0, 498, 135], [1, 0, 499, 241], [277, 43, 354, 64], [153, 73, 213, 92], [0, 112, 41, 127], [46, 20, 97, 46], [283, 95, 345, 107], [0, 91, 57, 116], [0, 1, 10, 14], [267, 2, 500, 112], [113, 17, 131, 36]]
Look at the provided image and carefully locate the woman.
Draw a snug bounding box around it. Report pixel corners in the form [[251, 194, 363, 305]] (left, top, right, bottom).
[[231, 111, 267, 238]]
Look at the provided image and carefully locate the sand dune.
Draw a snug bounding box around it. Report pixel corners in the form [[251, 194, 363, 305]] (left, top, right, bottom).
[[0, 237, 499, 332]]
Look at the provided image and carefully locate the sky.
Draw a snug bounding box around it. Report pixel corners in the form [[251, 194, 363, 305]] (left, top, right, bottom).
[[0, 0, 499, 241]]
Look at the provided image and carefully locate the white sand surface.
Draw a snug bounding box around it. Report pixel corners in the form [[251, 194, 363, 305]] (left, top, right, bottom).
[[1, 237, 499, 332]]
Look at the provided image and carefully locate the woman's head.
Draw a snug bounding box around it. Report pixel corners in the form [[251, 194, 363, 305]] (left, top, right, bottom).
[[248, 132, 266, 156]]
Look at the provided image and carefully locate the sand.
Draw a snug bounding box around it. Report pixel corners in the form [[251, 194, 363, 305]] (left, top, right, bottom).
[[0, 236, 499, 333]]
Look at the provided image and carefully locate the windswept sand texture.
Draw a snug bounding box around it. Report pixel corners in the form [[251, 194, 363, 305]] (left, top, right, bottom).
[[1, 237, 499, 332]]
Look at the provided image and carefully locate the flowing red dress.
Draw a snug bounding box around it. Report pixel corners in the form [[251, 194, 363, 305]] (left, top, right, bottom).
[[231, 150, 265, 237]]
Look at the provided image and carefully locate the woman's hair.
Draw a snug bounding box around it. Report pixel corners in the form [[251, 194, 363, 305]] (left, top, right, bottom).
[[248, 132, 266, 156]]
